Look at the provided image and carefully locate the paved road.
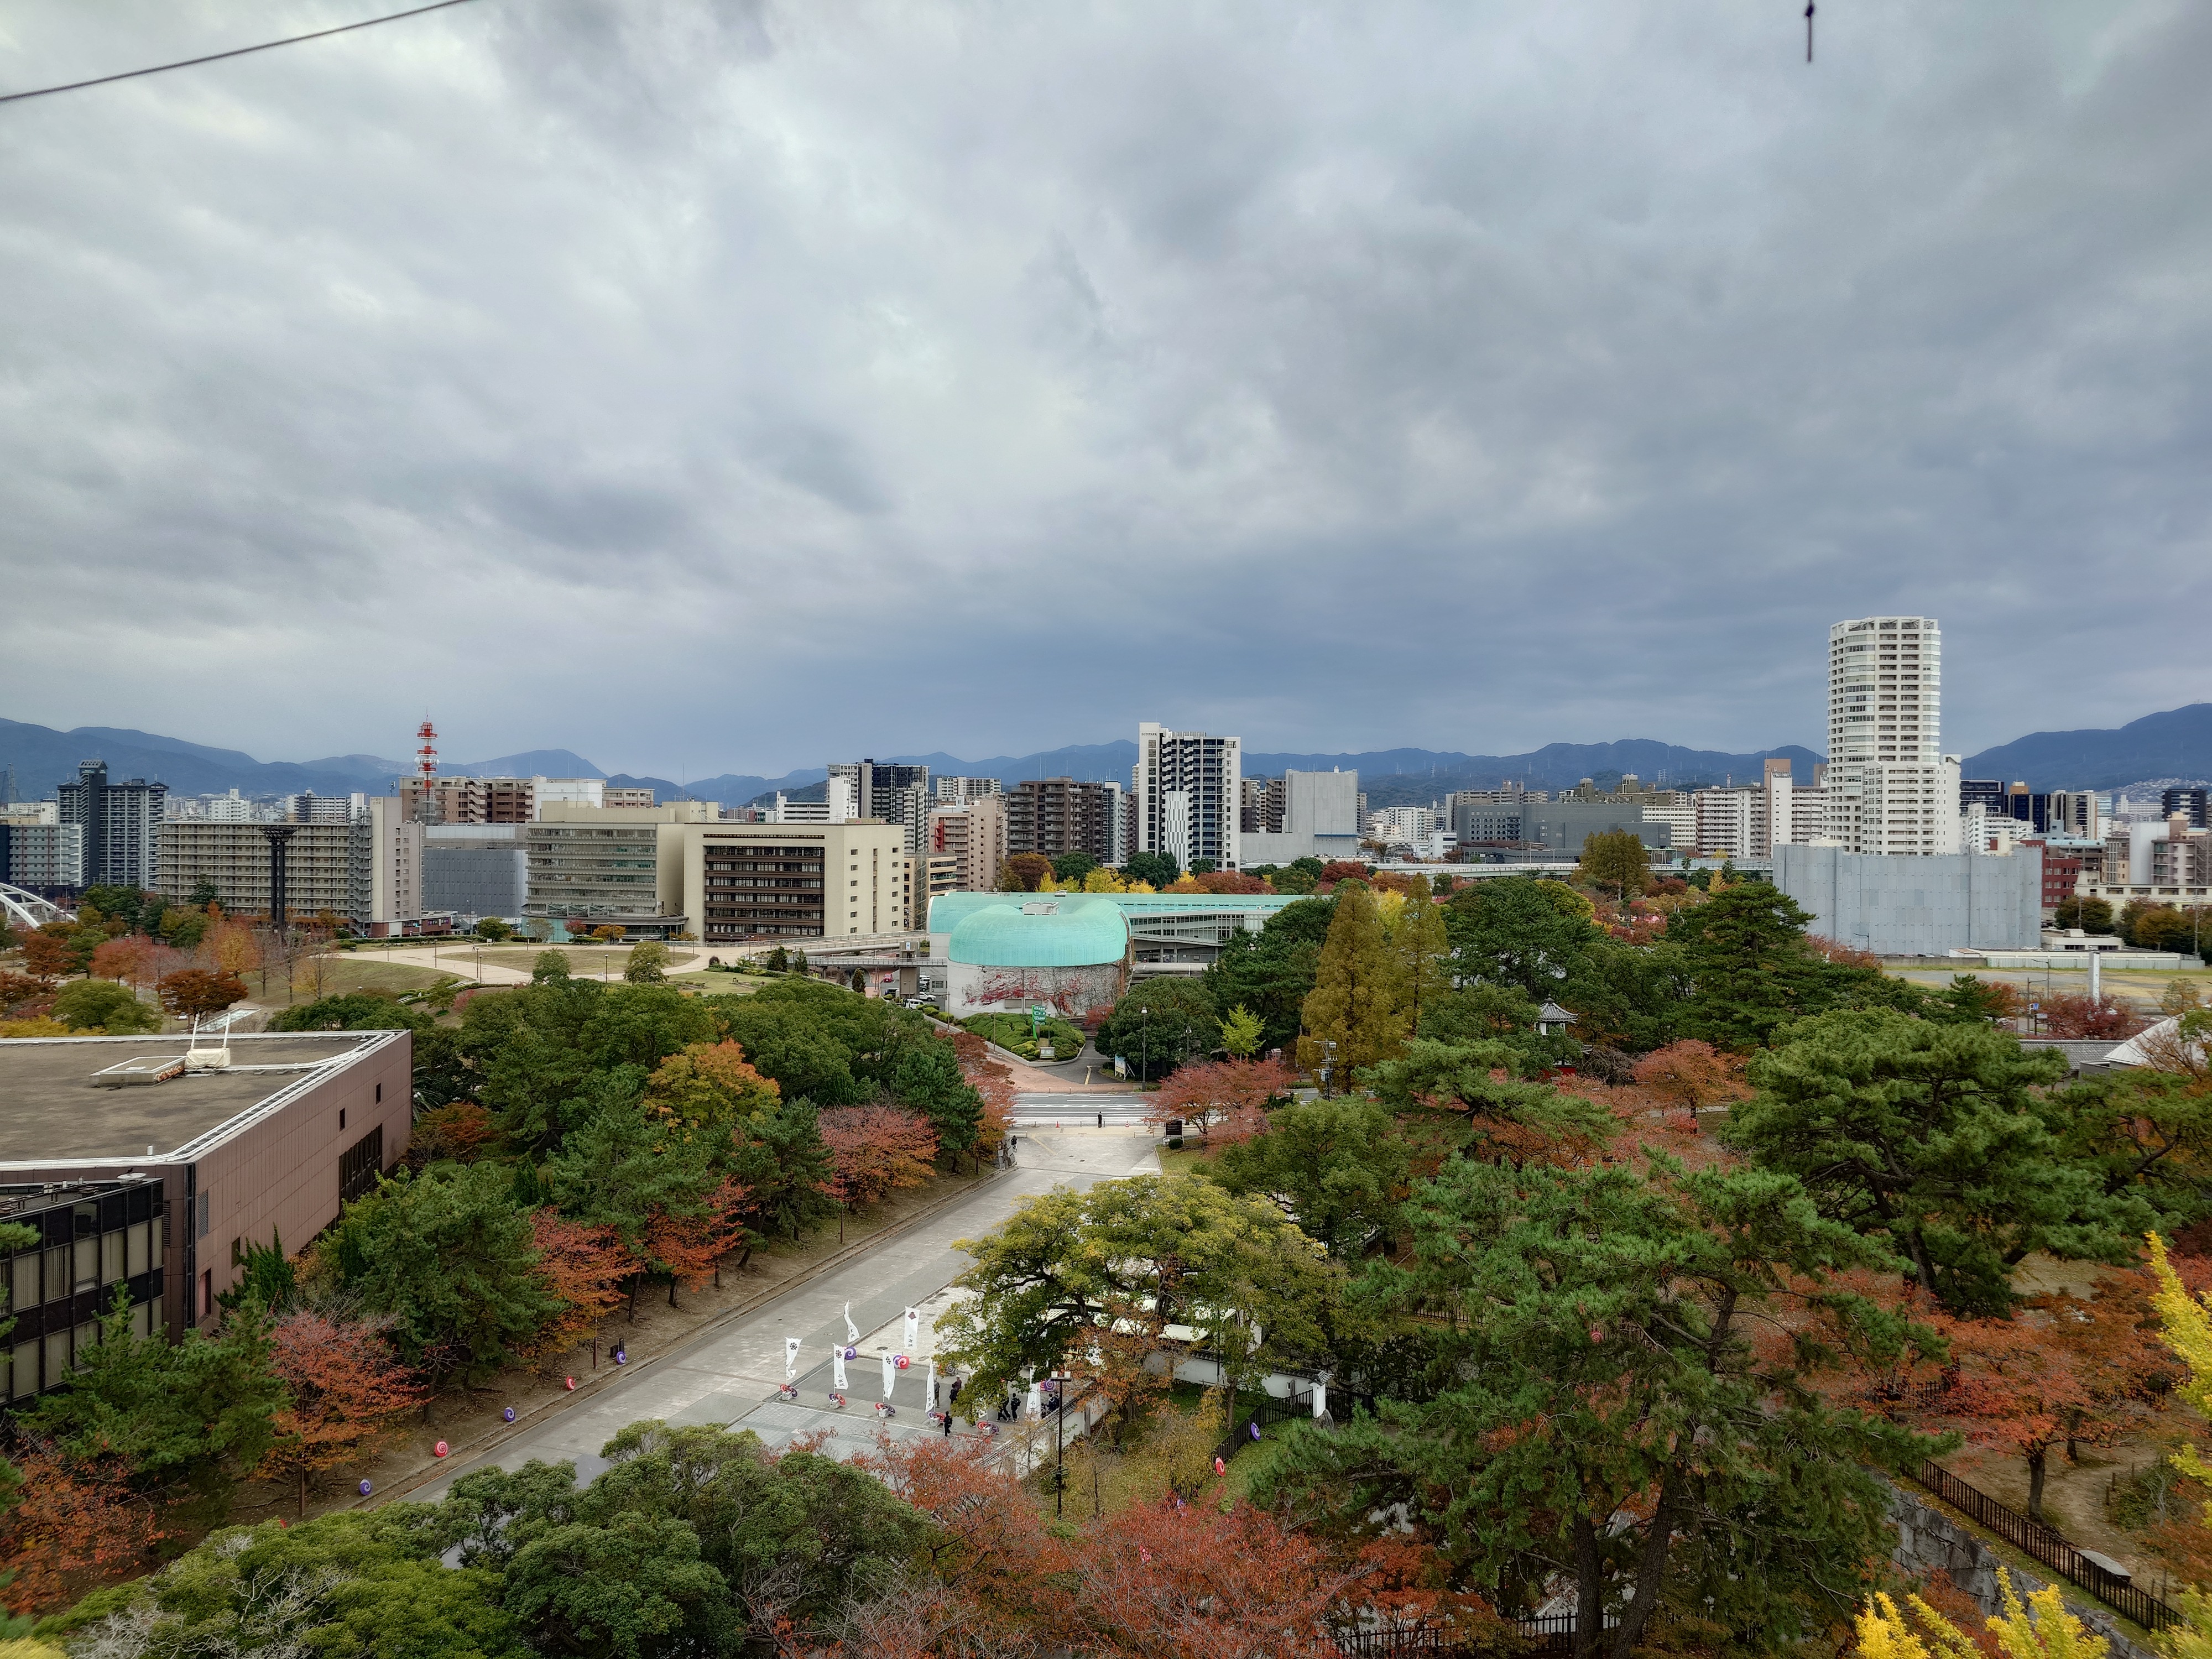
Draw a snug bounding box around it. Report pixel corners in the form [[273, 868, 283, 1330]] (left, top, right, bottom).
[[1013, 1094, 1154, 1126], [406, 1126, 1160, 1498]]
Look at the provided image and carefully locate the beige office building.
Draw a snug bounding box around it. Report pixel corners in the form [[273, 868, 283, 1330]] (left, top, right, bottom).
[[527, 804, 910, 942]]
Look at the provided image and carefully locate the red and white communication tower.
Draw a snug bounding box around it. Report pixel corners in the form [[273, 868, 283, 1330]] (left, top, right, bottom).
[[415, 719, 439, 784]]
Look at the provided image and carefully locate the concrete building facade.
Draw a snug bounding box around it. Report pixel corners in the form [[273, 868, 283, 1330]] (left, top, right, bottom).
[[677, 820, 910, 943], [422, 825, 526, 922], [524, 802, 713, 937], [2, 1030, 411, 1385], [1775, 843, 2042, 955], [0, 820, 85, 889], [1241, 769, 1363, 866], [1522, 800, 1674, 857]]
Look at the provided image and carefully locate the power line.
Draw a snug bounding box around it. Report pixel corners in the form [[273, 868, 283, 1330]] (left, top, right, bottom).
[[0, 0, 485, 106]]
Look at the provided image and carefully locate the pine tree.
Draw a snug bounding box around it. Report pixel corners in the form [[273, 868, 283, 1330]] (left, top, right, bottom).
[[1297, 881, 1406, 1089]]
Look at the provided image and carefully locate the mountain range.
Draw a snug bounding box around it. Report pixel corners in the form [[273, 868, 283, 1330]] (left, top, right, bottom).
[[4, 704, 2208, 808]]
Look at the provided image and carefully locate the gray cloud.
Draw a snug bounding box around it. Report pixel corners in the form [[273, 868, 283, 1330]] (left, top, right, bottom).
[[1, 0, 2206, 778]]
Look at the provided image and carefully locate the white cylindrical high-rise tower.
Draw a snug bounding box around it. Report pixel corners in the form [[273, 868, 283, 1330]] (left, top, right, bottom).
[[1825, 617, 1957, 855]]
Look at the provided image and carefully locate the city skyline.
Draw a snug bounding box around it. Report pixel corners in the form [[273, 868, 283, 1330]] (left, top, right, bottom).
[[3, 2, 2208, 776]]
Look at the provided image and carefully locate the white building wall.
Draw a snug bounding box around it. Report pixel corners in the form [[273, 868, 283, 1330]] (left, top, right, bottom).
[[1776, 843, 2041, 954]]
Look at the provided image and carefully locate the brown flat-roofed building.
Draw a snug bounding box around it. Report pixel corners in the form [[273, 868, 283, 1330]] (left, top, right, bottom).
[[1, 1031, 410, 1395]]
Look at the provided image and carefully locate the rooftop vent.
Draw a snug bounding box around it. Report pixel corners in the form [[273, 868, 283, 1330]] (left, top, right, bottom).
[[92, 1055, 186, 1089]]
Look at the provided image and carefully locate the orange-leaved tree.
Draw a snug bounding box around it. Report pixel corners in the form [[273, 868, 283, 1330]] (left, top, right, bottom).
[[854, 1433, 1053, 1614], [88, 935, 153, 990], [1042, 1499, 1357, 1659], [20, 932, 71, 984], [947, 1029, 1016, 1156], [1145, 1057, 1299, 1144], [525, 1209, 632, 1355], [263, 1312, 428, 1515], [0, 1451, 164, 1614], [2039, 991, 2148, 1040], [644, 1175, 753, 1307], [821, 1105, 938, 1209], [1630, 1039, 1751, 1131], [157, 968, 248, 1020], [1929, 1313, 2099, 1524]]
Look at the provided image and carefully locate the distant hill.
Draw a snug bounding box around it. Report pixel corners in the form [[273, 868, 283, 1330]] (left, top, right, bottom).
[[1959, 704, 2212, 791]]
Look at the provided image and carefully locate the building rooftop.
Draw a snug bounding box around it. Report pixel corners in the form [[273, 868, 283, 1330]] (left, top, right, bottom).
[[0, 1032, 403, 1165], [928, 890, 1305, 933], [946, 896, 1130, 968]]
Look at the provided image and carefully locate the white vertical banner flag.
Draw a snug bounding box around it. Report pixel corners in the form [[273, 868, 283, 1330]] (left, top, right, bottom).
[[881, 1352, 897, 1401], [844, 1302, 859, 1343], [1026, 1381, 1043, 1420], [832, 1349, 848, 1391], [1313, 1379, 1328, 1419], [902, 1307, 920, 1352], [784, 1338, 801, 1382], [926, 1359, 937, 1411]]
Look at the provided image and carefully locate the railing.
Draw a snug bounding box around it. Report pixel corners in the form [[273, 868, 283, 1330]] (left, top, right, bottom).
[[1329, 1613, 1590, 1657], [1910, 1460, 2179, 1632]]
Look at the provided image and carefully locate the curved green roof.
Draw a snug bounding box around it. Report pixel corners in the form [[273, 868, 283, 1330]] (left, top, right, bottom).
[[947, 896, 1130, 968]]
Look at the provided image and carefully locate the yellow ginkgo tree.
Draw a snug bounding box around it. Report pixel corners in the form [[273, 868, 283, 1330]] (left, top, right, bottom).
[[1857, 1571, 2107, 1658]]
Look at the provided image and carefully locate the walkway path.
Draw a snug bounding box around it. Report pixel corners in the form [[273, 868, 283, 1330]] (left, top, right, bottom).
[[403, 1125, 1159, 1499]]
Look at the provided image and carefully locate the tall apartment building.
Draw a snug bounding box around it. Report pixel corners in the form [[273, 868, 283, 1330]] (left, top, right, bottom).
[[0, 819, 84, 889], [57, 761, 165, 888], [1823, 617, 1959, 855], [1135, 724, 1239, 870], [1241, 777, 1285, 835], [1006, 778, 1125, 865], [399, 775, 606, 823], [156, 801, 421, 933], [825, 760, 931, 851], [2164, 788, 2210, 831], [927, 795, 1009, 894], [933, 776, 1002, 804]]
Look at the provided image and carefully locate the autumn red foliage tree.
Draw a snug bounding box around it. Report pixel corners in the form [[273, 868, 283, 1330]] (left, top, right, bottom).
[[525, 1208, 632, 1356], [0, 969, 46, 1013], [0, 1452, 164, 1614], [1935, 1314, 2099, 1522], [406, 1102, 502, 1166], [947, 1029, 1016, 1156], [262, 1312, 429, 1514], [820, 1106, 938, 1208], [88, 935, 153, 989], [1042, 1500, 1357, 1659], [2039, 991, 2148, 1040], [1144, 1057, 1300, 1143], [157, 968, 249, 1020], [645, 1175, 753, 1307], [1630, 1040, 1751, 1129], [20, 931, 71, 983]]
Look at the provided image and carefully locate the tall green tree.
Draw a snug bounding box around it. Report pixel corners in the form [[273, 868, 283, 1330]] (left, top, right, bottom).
[[1363, 1039, 1614, 1163], [1392, 875, 1450, 1037], [548, 1086, 723, 1317], [728, 1097, 838, 1241], [1093, 977, 1218, 1081], [1121, 851, 1180, 889], [1723, 1009, 2141, 1313], [1254, 1159, 1942, 1657], [24, 1292, 285, 1502], [940, 1175, 1335, 1413], [326, 1163, 561, 1382], [884, 1035, 984, 1162], [1670, 881, 1854, 1050], [1573, 828, 1652, 905], [1200, 898, 1333, 1055], [1298, 881, 1406, 1087], [1209, 1096, 1407, 1258], [1442, 877, 1601, 1001]]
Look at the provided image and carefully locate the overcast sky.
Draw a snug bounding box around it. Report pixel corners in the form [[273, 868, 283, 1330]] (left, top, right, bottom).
[[2, 1, 2206, 776]]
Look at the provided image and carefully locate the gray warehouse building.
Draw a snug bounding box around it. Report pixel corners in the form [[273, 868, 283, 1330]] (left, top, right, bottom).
[[1521, 801, 1672, 857], [424, 824, 526, 923], [1775, 844, 2042, 956]]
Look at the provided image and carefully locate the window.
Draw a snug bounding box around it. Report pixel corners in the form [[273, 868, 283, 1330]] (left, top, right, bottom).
[[375, 1082, 382, 1103], [340, 1108, 346, 1131], [339, 1126, 386, 1204]]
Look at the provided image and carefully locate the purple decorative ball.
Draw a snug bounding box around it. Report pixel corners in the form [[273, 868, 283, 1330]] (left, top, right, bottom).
[[359, 1480, 373, 1496]]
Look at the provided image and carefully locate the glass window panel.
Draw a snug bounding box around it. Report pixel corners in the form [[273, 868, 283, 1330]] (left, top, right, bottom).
[[10, 1340, 38, 1400], [75, 1322, 97, 1366], [150, 1295, 164, 1335], [127, 1222, 148, 1279], [101, 1232, 124, 1286], [133, 1300, 152, 1339], [9, 1254, 34, 1316], [44, 1248, 69, 1305], [45, 1330, 69, 1386], [73, 1238, 97, 1293]]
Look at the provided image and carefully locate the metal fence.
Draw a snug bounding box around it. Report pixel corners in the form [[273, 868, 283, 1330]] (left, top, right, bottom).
[[1328, 1613, 1586, 1657], [1911, 1460, 2179, 1632]]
